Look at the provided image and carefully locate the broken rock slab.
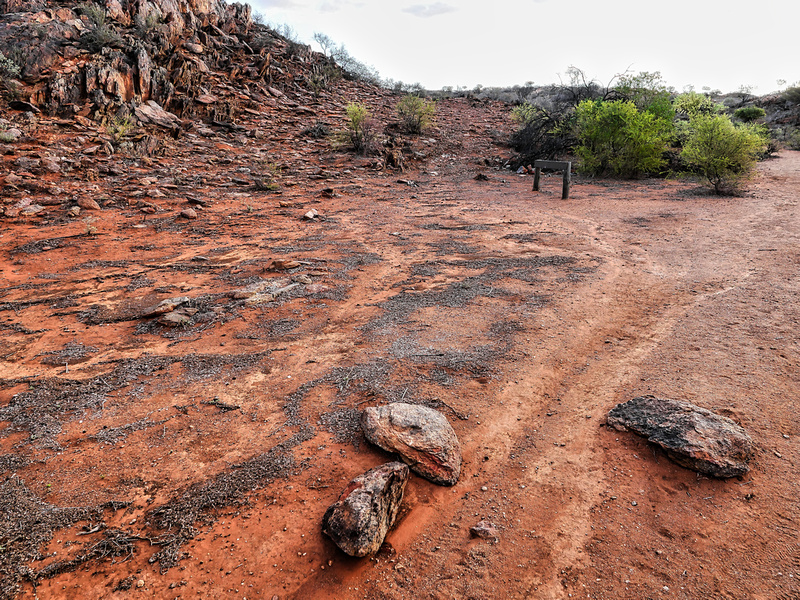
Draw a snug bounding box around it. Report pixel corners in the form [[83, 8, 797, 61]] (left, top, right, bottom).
[[362, 403, 462, 486], [322, 462, 409, 557], [607, 395, 754, 478]]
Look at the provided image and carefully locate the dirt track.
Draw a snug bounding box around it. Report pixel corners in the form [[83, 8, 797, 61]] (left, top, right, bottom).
[[1, 97, 799, 599]]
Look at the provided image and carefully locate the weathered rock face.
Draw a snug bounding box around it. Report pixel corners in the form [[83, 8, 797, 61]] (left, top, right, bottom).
[[322, 462, 409, 557], [361, 403, 462, 486], [607, 395, 754, 478], [0, 0, 330, 125]]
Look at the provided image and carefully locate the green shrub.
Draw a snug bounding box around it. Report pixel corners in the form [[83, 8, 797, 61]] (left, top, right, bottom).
[[787, 132, 800, 150], [783, 86, 800, 104], [106, 115, 134, 141], [733, 106, 766, 122], [613, 71, 675, 122], [396, 94, 435, 133], [574, 100, 672, 178], [335, 102, 380, 155], [681, 113, 768, 194], [673, 92, 722, 117]]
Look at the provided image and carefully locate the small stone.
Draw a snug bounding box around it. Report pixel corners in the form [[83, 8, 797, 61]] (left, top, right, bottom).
[[159, 311, 192, 327], [305, 283, 331, 294], [77, 198, 101, 210], [481, 486, 488, 492], [41, 158, 61, 173], [180, 208, 197, 219], [68, 206, 81, 217], [14, 156, 40, 170], [469, 520, 499, 540], [137, 579, 145, 588], [20, 204, 45, 216], [270, 259, 301, 271], [303, 209, 319, 220], [142, 296, 190, 317]]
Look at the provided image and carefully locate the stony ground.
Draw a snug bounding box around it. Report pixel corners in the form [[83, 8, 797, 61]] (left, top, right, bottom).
[[1, 88, 799, 600]]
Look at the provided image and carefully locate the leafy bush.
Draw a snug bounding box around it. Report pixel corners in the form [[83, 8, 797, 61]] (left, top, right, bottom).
[[733, 106, 766, 122], [786, 128, 800, 151], [574, 100, 672, 178], [673, 92, 722, 117], [681, 114, 768, 194], [335, 102, 380, 155], [612, 71, 675, 122], [396, 94, 435, 133], [783, 86, 800, 104]]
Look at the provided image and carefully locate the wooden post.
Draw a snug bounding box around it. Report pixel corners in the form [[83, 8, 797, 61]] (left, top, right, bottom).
[[532, 160, 572, 199]]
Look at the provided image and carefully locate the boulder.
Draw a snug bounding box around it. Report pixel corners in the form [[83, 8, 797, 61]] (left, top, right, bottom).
[[322, 462, 409, 557], [607, 395, 754, 478], [362, 403, 462, 485]]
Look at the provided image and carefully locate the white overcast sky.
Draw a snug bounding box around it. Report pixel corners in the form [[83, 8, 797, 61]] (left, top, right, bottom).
[[250, 0, 797, 94]]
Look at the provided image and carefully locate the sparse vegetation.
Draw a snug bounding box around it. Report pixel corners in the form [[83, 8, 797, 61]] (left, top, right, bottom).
[[681, 113, 768, 194], [783, 86, 800, 104], [78, 4, 124, 52], [334, 102, 380, 155], [396, 94, 435, 133], [105, 115, 134, 142], [311, 32, 380, 84], [0, 51, 21, 80]]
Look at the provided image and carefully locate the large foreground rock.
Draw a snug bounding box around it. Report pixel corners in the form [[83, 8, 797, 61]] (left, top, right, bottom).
[[361, 403, 462, 486], [607, 395, 754, 478], [322, 462, 409, 557]]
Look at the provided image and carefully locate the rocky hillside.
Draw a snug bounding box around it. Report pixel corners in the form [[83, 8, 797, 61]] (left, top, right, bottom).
[[0, 0, 342, 126]]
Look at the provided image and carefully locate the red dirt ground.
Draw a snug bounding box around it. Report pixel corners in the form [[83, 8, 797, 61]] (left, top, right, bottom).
[[1, 94, 799, 600]]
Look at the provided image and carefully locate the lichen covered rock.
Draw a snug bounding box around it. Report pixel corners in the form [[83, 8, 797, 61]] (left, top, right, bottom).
[[322, 462, 409, 557], [607, 395, 754, 478], [362, 403, 462, 485]]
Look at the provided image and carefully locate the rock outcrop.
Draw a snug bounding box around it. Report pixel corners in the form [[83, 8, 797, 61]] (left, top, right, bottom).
[[607, 395, 754, 478], [361, 403, 462, 486], [0, 0, 339, 125], [322, 462, 409, 557]]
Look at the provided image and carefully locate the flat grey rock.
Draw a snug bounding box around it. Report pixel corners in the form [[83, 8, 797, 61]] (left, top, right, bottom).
[[607, 395, 754, 478]]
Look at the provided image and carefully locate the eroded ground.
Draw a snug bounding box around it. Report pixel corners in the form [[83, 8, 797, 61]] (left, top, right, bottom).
[[1, 95, 799, 600]]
